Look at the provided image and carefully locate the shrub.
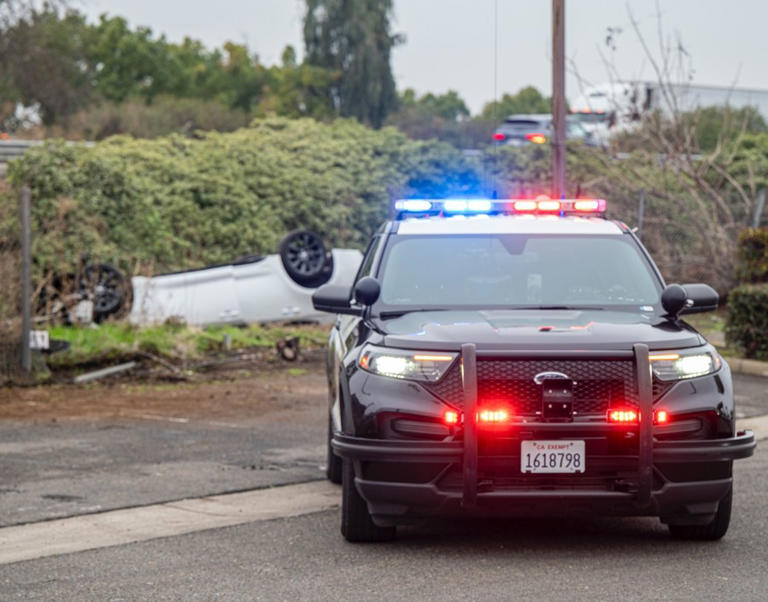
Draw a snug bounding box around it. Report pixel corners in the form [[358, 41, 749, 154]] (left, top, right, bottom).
[[5, 117, 481, 285], [725, 284, 768, 359], [735, 228, 768, 284]]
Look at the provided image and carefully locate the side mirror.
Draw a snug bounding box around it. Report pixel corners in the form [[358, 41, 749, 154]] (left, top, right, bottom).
[[680, 283, 719, 315], [354, 276, 380, 306], [661, 284, 687, 318], [661, 283, 719, 318], [312, 284, 361, 315]]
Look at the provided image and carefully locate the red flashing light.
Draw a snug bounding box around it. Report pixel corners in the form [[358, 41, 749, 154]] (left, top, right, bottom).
[[443, 408, 513, 425], [493, 132, 506, 141], [478, 409, 510, 423], [510, 197, 606, 216], [607, 408, 671, 425], [608, 408, 638, 423], [525, 132, 547, 144], [444, 410, 459, 425]]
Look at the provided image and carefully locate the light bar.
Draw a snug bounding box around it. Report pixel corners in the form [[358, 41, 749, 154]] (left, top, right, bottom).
[[394, 197, 607, 218]]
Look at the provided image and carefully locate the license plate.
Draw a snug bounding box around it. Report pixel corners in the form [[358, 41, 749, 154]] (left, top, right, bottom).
[[520, 440, 585, 474]]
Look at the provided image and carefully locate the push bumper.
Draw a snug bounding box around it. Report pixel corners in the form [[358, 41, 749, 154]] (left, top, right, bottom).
[[332, 429, 755, 520], [332, 344, 756, 522]]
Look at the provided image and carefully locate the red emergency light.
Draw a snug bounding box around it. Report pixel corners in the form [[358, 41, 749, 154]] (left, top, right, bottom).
[[443, 407, 513, 425]]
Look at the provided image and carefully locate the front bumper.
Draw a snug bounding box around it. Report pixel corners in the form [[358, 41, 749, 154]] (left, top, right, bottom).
[[333, 343, 756, 524], [332, 429, 755, 521]]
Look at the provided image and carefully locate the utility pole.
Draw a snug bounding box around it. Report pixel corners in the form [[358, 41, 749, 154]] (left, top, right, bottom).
[[551, 0, 566, 198], [20, 186, 32, 373]]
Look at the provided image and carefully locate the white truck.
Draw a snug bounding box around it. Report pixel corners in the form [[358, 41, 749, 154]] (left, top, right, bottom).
[[570, 81, 768, 144]]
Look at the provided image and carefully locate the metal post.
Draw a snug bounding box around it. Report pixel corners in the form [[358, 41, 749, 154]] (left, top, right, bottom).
[[20, 186, 32, 373], [634, 343, 653, 507], [637, 189, 645, 240], [753, 188, 765, 228], [461, 343, 478, 508], [551, 0, 567, 198]]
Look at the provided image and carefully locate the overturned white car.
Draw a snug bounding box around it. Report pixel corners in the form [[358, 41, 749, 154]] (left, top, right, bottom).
[[130, 231, 362, 327]]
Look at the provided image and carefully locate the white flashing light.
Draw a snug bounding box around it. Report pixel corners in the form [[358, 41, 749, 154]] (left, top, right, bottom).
[[395, 199, 432, 212], [468, 200, 492, 212], [443, 200, 468, 212]]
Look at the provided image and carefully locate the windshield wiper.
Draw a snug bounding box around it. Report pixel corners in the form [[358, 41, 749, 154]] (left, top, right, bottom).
[[514, 305, 605, 310], [376, 308, 454, 319]]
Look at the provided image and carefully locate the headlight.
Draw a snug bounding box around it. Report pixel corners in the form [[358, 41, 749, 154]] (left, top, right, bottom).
[[649, 348, 721, 381], [359, 345, 457, 382]]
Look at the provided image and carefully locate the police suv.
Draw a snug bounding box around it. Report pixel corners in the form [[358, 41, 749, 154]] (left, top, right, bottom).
[[312, 198, 756, 542]]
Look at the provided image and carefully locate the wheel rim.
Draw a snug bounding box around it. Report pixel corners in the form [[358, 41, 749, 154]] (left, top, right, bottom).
[[285, 232, 325, 277], [83, 264, 124, 315]]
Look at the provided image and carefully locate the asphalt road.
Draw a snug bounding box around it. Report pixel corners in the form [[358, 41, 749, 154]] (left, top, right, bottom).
[[1, 446, 766, 601], [0, 370, 766, 600]]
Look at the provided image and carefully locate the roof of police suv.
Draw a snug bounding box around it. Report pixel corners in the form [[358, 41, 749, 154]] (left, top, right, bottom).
[[394, 214, 625, 235]]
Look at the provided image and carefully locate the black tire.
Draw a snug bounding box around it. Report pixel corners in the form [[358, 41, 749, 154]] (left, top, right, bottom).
[[82, 262, 126, 322], [326, 413, 342, 484], [279, 230, 333, 288], [341, 458, 395, 542], [668, 488, 732, 541]]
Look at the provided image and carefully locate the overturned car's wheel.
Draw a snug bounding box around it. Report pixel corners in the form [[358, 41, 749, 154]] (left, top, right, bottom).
[[667, 487, 732, 541], [83, 262, 127, 322], [341, 458, 395, 543], [279, 230, 333, 288]]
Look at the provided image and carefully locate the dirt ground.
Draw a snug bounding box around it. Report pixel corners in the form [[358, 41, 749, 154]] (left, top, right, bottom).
[[0, 357, 327, 423]]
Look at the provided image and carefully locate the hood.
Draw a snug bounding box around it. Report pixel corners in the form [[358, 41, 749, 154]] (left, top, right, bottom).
[[380, 309, 704, 352]]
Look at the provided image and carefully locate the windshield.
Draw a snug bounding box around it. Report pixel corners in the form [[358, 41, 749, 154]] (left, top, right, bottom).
[[377, 234, 661, 310]]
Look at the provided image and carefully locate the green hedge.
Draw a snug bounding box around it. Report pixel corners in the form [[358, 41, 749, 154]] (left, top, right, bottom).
[[735, 228, 768, 283], [5, 117, 480, 281], [725, 284, 768, 359]]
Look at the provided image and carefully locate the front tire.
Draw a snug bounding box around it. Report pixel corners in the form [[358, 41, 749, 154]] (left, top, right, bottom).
[[668, 488, 732, 541], [341, 459, 395, 542]]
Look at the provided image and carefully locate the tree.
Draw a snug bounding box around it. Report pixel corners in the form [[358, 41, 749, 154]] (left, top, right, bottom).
[[479, 86, 551, 122], [262, 45, 338, 119], [303, 0, 401, 127], [386, 89, 475, 147], [0, 4, 94, 125]]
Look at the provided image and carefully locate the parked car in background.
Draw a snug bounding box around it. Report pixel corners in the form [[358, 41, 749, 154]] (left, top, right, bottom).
[[492, 114, 597, 146]]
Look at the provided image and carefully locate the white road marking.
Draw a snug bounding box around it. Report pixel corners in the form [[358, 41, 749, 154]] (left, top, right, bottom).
[[0, 481, 340, 566]]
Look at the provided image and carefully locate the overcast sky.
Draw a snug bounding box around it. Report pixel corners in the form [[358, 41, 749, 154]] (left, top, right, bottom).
[[78, 0, 768, 114]]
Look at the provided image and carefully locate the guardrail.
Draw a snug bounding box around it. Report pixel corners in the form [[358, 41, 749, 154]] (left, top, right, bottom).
[[0, 139, 43, 161]]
